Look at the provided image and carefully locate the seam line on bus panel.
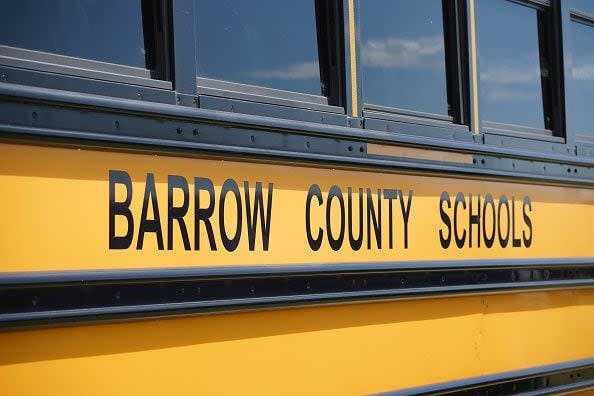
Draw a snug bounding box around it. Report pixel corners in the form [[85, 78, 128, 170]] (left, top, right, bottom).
[[0, 82, 592, 167], [3, 260, 594, 330], [3, 281, 594, 329], [469, 0, 480, 134], [2, 280, 594, 331], [347, 0, 358, 117], [380, 358, 594, 396], [2, 122, 594, 188], [2, 257, 594, 283]]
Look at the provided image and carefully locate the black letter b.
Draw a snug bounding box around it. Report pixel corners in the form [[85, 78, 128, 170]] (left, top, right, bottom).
[[109, 170, 134, 249]]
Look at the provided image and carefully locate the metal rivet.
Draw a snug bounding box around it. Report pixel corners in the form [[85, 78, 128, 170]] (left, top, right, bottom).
[[31, 296, 38, 306], [115, 121, 120, 129], [306, 141, 310, 148], [115, 291, 121, 300], [32, 111, 37, 120], [0, 74, 6, 81], [348, 145, 353, 152], [359, 146, 364, 153], [250, 135, 255, 143], [177, 127, 183, 135], [193, 128, 199, 136]]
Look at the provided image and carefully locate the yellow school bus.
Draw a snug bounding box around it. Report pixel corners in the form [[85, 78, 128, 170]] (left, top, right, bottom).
[[2, 0, 594, 394]]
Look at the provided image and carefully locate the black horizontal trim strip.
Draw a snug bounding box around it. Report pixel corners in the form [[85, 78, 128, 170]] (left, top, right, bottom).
[[382, 357, 594, 396], [2, 258, 594, 330], [1, 82, 593, 168], [2, 123, 594, 188], [1, 257, 593, 285]]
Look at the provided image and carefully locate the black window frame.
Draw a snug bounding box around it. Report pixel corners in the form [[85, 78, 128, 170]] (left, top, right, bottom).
[[193, 0, 347, 122], [478, 0, 566, 143], [359, 0, 471, 136], [0, 0, 174, 98]]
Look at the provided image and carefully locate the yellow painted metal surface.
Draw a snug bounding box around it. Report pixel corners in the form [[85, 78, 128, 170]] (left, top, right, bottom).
[[1, 142, 594, 272], [0, 289, 593, 395], [571, 390, 594, 395], [348, 0, 358, 117], [469, 0, 480, 133], [1, 142, 594, 394]]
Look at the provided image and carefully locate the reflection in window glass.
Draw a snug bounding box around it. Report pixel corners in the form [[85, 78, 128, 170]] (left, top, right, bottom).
[[360, 0, 449, 115], [568, 19, 594, 138], [477, 0, 550, 129], [195, 0, 322, 95], [0, 0, 147, 68], [568, 0, 594, 17]]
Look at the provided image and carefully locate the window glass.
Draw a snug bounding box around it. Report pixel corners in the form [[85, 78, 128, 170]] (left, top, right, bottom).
[[477, 0, 550, 130], [360, 0, 449, 115], [568, 0, 594, 16], [195, 0, 322, 96], [0, 0, 147, 68], [567, 18, 594, 138]]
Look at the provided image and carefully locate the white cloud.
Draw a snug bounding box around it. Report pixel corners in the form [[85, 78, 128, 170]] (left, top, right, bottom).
[[361, 35, 444, 68], [249, 61, 319, 80], [480, 67, 539, 84], [485, 86, 535, 102], [572, 64, 594, 80], [481, 67, 539, 102]]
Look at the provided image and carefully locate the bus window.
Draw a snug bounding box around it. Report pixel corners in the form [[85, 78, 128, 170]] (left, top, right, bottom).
[[360, 1, 449, 116], [0, 0, 148, 69], [567, 4, 594, 141], [359, 0, 468, 127], [195, 0, 334, 100], [477, 0, 557, 136]]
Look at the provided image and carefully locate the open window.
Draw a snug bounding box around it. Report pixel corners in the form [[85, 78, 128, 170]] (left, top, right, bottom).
[[359, 0, 470, 133], [193, 0, 345, 121], [477, 0, 564, 141], [0, 0, 172, 91]]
